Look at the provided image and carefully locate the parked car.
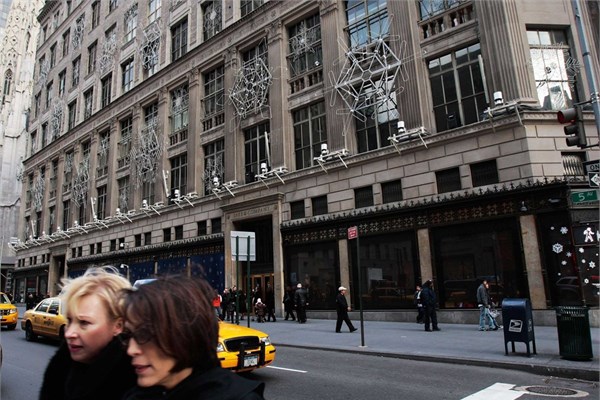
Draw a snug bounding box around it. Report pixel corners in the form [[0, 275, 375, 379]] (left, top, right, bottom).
[[133, 278, 276, 372], [21, 297, 67, 341], [0, 292, 18, 330]]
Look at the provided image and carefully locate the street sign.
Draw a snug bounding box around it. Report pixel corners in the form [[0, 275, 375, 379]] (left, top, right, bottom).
[[348, 226, 358, 240], [570, 189, 599, 204], [230, 231, 256, 261], [583, 160, 599, 188]]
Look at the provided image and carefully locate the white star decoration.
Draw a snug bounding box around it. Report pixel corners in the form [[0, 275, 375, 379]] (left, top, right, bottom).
[[589, 261, 596, 269], [579, 248, 585, 253], [560, 227, 568, 234], [552, 243, 563, 253]]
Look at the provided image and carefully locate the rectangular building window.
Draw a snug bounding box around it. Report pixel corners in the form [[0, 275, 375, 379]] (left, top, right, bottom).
[[97, 131, 110, 177], [124, 4, 138, 43], [72, 56, 80, 87], [202, 1, 221, 40], [50, 43, 57, 68], [381, 180, 403, 203], [241, 0, 263, 17], [287, 14, 323, 93], [528, 29, 577, 110], [428, 43, 487, 132], [101, 74, 112, 107], [68, 100, 77, 130], [122, 58, 134, 92], [169, 84, 189, 145], [470, 160, 499, 187], [96, 242, 102, 253], [174, 225, 183, 240], [117, 176, 130, 211], [203, 65, 224, 130], [97, 185, 107, 220], [118, 116, 132, 168], [244, 122, 270, 183], [436, 167, 461, 193], [142, 181, 155, 206], [290, 200, 304, 220], [84, 88, 93, 119], [135, 234, 142, 247], [203, 140, 224, 195], [92, 1, 100, 29], [419, 0, 461, 20], [62, 29, 70, 57], [197, 221, 207, 236], [163, 227, 171, 242], [148, 0, 161, 23], [88, 41, 97, 74], [109, 0, 118, 13], [211, 217, 221, 234], [293, 101, 326, 169], [171, 18, 188, 62], [46, 81, 53, 109], [346, 0, 389, 48], [58, 70, 66, 97], [312, 195, 328, 216], [355, 186, 374, 209], [170, 153, 187, 197], [144, 231, 152, 245]]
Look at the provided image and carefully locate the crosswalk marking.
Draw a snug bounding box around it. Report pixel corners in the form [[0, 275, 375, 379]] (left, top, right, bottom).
[[266, 365, 307, 373], [461, 383, 522, 400]]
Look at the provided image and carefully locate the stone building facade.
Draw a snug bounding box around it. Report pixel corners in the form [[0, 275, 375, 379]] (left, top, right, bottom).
[[10, 0, 599, 325]]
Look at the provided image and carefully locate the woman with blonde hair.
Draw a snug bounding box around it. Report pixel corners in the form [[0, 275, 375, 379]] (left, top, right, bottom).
[[39, 266, 137, 400]]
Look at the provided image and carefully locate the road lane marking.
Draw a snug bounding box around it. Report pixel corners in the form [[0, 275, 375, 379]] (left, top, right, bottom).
[[461, 383, 522, 400], [266, 366, 307, 373]]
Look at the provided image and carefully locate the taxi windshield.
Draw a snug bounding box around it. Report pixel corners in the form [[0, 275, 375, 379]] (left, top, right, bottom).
[[0, 293, 11, 304]]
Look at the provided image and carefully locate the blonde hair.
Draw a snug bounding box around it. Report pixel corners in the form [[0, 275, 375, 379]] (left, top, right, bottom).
[[60, 266, 131, 321]]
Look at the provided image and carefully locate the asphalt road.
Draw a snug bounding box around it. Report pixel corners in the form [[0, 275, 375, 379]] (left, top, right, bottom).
[[1, 326, 597, 400]]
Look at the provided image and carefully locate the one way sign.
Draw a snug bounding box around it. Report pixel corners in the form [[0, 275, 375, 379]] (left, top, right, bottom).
[[584, 160, 599, 188]]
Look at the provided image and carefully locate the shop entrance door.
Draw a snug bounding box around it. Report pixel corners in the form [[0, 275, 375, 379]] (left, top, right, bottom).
[[250, 273, 274, 303]]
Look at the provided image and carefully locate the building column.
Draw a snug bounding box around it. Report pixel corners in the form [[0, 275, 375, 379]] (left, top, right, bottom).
[[520, 214, 546, 309], [475, 0, 538, 104], [338, 238, 351, 295], [187, 67, 202, 193], [417, 228, 433, 283]]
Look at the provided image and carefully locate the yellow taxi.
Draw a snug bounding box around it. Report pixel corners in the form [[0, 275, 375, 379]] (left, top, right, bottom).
[[218, 321, 276, 372], [0, 292, 18, 330], [21, 297, 67, 341]]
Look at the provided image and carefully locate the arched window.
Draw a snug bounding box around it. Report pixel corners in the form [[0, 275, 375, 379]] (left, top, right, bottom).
[[2, 69, 12, 103]]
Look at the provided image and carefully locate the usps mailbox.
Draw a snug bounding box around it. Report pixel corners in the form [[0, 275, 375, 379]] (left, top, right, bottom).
[[501, 298, 537, 357]]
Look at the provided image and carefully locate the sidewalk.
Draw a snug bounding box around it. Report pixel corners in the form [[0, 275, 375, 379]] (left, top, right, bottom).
[[251, 317, 600, 382]]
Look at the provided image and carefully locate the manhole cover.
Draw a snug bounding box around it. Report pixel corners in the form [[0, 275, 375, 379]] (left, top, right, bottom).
[[514, 385, 588, 397]]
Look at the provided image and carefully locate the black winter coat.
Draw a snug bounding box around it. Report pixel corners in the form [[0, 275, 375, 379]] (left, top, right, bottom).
[[335, 293, 349, 313], [39, 337, 137, 400], [420, 286, 437, 308], [122, 367, 265, 400], [294, 288, 308, 308]]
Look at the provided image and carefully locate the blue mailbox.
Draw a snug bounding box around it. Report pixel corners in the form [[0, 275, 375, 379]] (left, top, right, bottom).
[[501, 298, 536, 357]]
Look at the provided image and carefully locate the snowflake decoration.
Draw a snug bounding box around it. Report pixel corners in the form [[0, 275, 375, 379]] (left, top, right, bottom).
[[229, 56, 272, 119], [579, 247, 585, 253], [331, 37, 408, 122], [203, 0, 222, 38], [171, 85, 189, 115], [560, 226, 568, 234], [561, 260, 567, 266], [50, 100, 64, 140], [131, 120, 165, 188], [552, 243, 563, 254], [32, 173, 45, 211], [140, 22, 161, 71], [64, 153, 74, 173], [203, 153, 224, 193], [72, 15, 85, 50], [589, 261, 596, 269], [98, 31, 117, 75], [72, 157, 90, 207], [584, 278, 589, 285], [98, 135, 110, 158]]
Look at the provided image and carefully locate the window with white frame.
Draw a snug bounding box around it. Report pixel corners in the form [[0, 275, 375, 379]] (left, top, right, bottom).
[[241, 0, 263, 17], [527, 29, 578, 111], [287, 14, 323, 94], [101, 74, 112, 107], [293, 101, 326, 169], [428, 43, 487, 132], [124, 4, 138, 43], [203, 66, 224, 130], [170, 84, 189, 145], [148, 0, 161, 23], [118, 116, 132, 168], [203, 1, 221, 40], [84, 88, 93, 118]]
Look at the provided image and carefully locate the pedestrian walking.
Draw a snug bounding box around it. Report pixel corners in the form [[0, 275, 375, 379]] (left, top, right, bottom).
[[477, 279, 500, 331], [265, 283, 276, 322], [254, 298, 266, 323], [283, 286, 296, 321], [420, 280, 440, 332], [335, 286, 357, 333], [414, 285, 424, 324], [212, 290, 223, 320], [294, 283, 309, 323], [26, 292, 36, 309]]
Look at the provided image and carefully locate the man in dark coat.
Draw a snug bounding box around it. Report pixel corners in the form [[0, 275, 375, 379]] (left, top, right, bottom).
[[294, 283, 308, 323], [335, 286, 357, 333], [265, 283, 276, 322], [420, 280, 440, 332], [283, 286, 296, 321]]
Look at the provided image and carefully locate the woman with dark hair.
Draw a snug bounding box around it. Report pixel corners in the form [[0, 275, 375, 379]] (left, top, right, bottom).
[[120, 276, 265, 400]]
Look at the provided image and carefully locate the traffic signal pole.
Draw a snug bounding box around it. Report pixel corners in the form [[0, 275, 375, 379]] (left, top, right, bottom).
[[572, 0, 600, 139]]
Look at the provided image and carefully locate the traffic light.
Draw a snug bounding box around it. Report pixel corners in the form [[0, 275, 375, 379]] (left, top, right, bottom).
[[557, 106, 587, 148]]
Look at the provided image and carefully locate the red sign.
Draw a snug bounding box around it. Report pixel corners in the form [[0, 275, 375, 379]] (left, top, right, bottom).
[[348, 226, 358, 240]]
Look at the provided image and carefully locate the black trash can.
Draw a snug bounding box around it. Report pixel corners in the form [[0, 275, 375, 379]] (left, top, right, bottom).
[[501, 298, 536, 357], [555, 306, 593, 361]]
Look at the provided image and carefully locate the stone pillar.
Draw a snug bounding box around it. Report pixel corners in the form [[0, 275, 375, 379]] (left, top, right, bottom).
[[475, 0, 538, 104], [271, 199, 285, 316], [417, 228, 433, 282], [187, 68, 202, 193], [338, 238, 351, 295], [319, 0, 354, 152], [520, 214, 546, 309], [266, 21, 286, 169], [223, 46, 240, 183]]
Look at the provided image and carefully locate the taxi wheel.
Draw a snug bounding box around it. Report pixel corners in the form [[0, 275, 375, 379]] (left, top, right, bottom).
[[25, 322, 37, 342]]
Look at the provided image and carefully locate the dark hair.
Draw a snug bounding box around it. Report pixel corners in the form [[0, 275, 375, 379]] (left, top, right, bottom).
[[122, 276, 219, 373]]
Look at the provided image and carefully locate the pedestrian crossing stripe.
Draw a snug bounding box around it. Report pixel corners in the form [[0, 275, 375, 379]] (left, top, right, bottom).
[[461, 383, 522, 400]]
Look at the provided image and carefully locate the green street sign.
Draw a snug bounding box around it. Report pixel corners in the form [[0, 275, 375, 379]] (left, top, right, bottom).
[[571, 189, 599, 204]]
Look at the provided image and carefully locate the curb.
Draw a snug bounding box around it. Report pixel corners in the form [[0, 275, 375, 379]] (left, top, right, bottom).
[[275, 343, 600, 382]]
